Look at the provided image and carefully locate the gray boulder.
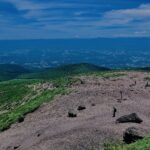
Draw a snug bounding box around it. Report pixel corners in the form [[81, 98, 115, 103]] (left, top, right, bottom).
[[116, 113, 143, 123], [68, 110, 77, 118], [123, 127, 144, 144]]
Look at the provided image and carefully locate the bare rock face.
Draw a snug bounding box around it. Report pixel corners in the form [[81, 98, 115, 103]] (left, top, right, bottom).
[[68, 110, 77, 118], [123, 127, 144, 144], [116, 113, 143, 123], [77, 105, 86, 111]]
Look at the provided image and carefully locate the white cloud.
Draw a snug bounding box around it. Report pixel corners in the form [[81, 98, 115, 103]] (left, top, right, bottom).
[[2, 0, 75, 10], [1, 0, 150, 38], [102, 4, 150, 26], [9, 0, 105, 11]]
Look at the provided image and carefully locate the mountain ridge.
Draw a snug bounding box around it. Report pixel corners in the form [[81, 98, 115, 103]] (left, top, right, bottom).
[[19, 63, 110, 80]]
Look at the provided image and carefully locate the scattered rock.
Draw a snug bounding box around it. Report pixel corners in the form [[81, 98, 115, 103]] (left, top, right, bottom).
[[117, 99, 122, 103], [68, 110, 77, 118], [116, 113, 143, 123], [14, 145, 20, 149], [123, 98, 127, 101], [18, 116, 24, 123], [36, 130, 42, 137], [129, 81, 136, 87], [80, 79, 85, 85], [73, 79, 85, 86], [91, 103, 96, 106], [77, 105, 86, 111], [37, 133, 41, 137], [123, 127, 144, 144]]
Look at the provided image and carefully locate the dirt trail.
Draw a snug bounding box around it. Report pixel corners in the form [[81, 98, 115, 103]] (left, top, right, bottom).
[[1, 72, 150, 150]]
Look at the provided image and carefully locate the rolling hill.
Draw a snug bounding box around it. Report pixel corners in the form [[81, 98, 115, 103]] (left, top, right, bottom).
[[20, 63, 110, 80]]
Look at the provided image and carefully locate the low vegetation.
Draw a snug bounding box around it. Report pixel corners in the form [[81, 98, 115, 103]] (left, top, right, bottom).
[[144, 77, 150, 81], [103, 137, 150, 150], [0, 77, 73, 131]]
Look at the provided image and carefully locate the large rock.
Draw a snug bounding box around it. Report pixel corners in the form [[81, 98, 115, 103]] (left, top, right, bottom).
[[123, 127, 144, 144], [116, 113, 143, 123], [68, 110, 77, 118]]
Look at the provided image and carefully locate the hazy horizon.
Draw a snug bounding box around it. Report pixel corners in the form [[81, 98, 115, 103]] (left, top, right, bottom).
[[0, 38, 150, 69]]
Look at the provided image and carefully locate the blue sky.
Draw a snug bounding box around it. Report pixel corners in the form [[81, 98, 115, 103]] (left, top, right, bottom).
[[0, 0, 150, 39]]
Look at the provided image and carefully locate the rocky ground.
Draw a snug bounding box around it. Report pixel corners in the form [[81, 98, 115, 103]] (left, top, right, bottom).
[[1, 72, 150, 150]]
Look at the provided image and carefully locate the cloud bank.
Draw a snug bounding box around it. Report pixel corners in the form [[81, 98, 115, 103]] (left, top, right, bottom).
[[0, 0, 149, 39]]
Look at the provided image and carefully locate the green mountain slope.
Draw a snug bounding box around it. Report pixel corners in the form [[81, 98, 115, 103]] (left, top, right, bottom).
[[20, 63, 110, 80], [0, 77, 72, 131], [0, 64, 29, 81]]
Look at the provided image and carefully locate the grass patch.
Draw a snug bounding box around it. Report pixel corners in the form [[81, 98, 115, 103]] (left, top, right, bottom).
[[103, 138, 150, 150], [0, 88, 67, 131], [0, 77, 74, 132], [144, 77, 150, 81], [0, 79, 45, 111], [77, 71, 127, 79]]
